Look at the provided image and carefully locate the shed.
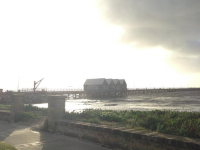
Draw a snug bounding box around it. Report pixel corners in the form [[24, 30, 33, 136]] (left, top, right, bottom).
[[106, 79, 115, 91], [119, 79, 127, 91], [112, 79, 121, 91], [84, 78, 108, 93]]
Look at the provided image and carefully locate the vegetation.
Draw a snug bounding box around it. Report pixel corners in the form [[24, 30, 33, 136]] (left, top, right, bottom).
[[3, 103, 200, 139], [64, 109, 200, 138], [0, 142, 17, 150], [0, 104, 48, 122], [14, 104, 48, 122], [14, 112, 39, 122], [0, 104, 10, 110], [24, 104, 48, 115]]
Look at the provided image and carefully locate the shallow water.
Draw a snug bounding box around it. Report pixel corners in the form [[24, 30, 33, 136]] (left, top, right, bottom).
[[33, 91, 200, 112]]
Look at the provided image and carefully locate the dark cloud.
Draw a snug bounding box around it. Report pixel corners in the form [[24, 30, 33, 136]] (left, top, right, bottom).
[[96, 0, 200, 72]]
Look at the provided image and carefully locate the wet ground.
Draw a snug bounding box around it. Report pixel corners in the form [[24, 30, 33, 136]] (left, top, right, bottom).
[[34, 91, 200, 112], [0, 120, 113, 150]]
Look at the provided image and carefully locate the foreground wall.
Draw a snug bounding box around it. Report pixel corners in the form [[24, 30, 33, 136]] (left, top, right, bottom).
[[46, 95, 200, 150], [50, 120, 200, 150]]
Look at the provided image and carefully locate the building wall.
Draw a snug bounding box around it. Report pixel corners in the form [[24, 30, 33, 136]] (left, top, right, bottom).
[[84, 79, 127, 93], [84, 85, 108, 93]]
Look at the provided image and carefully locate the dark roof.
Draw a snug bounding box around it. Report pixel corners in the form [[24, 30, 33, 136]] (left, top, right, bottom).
[[113, 79, 119, 85], [84, 78, 106, 85], [106, 79, 112, 85], [119, 79, 126, 85]]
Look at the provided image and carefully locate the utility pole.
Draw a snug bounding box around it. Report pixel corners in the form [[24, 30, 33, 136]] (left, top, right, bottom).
[[17, 77, 20, 92]]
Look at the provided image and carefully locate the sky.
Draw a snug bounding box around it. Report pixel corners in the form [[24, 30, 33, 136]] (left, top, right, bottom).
[[0, 0, 200, 91]]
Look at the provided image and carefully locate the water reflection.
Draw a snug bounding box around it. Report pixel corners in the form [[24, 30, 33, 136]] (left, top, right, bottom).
[[33, 91, 200, 112]]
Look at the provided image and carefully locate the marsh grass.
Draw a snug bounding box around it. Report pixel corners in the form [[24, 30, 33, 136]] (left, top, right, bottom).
[[0, 142, 17, 150], [64, 109, 200, 138]]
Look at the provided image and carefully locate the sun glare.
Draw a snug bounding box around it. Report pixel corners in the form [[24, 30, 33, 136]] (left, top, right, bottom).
[[0, 0, 199, 90]]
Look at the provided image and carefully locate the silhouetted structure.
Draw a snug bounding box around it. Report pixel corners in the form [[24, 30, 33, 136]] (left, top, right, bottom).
[[113, 79, 121, 91], [83, 78, 127, 97], [106, 79, 115, 91], [84, 78, 108, 93], [119, 79, 127, 91]]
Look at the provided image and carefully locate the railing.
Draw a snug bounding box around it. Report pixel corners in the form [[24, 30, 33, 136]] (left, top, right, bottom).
[[47, 89, 83, 92], [20, 88, 83, 92], [3, 87, 200, 93], [127, 87, 200, 90]]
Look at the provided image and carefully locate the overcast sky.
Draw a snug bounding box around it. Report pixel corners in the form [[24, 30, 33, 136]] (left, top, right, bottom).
[[0, 0, 200, 90]]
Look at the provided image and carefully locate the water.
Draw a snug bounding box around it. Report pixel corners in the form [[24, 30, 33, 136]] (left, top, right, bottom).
[[33, 91, 200, 112]]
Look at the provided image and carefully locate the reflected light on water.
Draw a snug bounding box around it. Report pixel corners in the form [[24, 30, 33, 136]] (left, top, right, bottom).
[[33, 91, 200, 112], [33, 99, 95, 112]]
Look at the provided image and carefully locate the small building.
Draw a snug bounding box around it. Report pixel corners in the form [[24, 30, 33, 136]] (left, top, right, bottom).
[[84, 78, 108, 93], [119, 79, 127, 91], [106, 79, 114, 91], [84, 78, 127, 93], [113, 79, 121, 91]]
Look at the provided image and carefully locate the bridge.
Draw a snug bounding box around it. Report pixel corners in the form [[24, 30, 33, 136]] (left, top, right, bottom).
[[1, 87, 200, 104], [21, 87, 200, 94]]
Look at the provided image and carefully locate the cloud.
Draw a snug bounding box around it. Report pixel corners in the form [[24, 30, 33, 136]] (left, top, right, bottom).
[[167, 55, 200, 73], [96, 0, 200, 72]]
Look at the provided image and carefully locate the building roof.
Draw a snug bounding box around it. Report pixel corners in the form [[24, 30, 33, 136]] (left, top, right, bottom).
[[106, 79, 112, 85], [119, 79, 126, 85], [84, 78, 106, 85], [113, 79, 119, 85]]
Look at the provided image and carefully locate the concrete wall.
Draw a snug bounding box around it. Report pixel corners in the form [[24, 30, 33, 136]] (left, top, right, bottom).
[[53, 120, 200, 150]]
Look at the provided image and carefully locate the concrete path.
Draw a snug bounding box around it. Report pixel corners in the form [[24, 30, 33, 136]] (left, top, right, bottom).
[[0, 120, 116, 150]]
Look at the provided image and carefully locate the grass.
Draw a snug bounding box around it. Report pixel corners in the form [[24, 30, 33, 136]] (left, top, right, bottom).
[[14, 104, 48, 122], [63, 109, 200, 138], [0, 104, 11, 110], [0, 142, 17, 150], [3, 104, 200, 139], [0, 104, 48, 122], [24, 104, 48, 115]]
